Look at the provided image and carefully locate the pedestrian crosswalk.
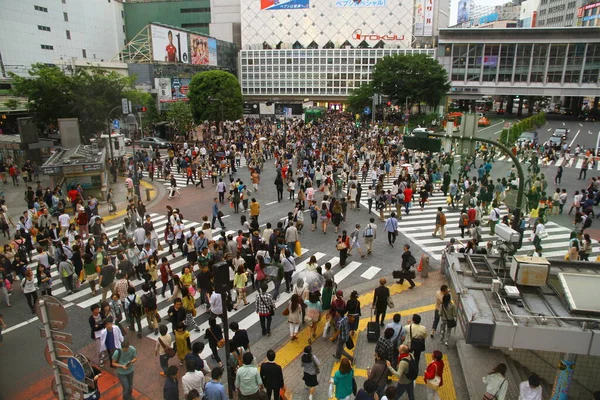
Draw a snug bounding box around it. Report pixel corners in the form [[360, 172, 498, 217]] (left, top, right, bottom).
[[154, 157, 249, 189], [355, 161, 600, 262], [13, 213, 386, 351], [493, 154, 600, 170]]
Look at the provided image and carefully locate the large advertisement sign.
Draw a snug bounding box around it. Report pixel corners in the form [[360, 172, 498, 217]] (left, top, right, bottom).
[[171, 78, 191, 101], [208, 38, 218, 66], [414, 0, 425, 36], [260, 0, 309, 10], [151, 25, 189, 63], [457, 0, 470, 24], [423, 0, 434, 36], [336, 0, 387, 7], [190, 34, 209, 65], [155, 78, 172, 102]]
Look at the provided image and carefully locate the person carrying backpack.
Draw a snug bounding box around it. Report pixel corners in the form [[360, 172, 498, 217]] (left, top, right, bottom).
[[141, 283, 159, 336], [125, 286, 143, 338], [386, 344, 418, 399]]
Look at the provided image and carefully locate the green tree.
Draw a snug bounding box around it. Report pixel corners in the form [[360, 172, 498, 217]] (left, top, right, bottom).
[[188, 70, 243, 123], [9, 64, 138, 136], [166, 101, 194, 134], [372, 54, 450, 110], [346, 83, 374, 115], [125, 91, 160, 129]]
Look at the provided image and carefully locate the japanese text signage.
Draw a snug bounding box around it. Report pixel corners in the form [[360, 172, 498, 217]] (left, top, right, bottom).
[[261, 0, 309, 10], [336, 0, 387, 7]]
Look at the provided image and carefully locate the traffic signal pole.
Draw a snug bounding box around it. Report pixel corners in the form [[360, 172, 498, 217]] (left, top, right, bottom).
[[428, 132, 526, 243]]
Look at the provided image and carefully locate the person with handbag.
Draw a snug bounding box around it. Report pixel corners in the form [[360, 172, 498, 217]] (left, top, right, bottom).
[[368, 351, 390, 399], [286, 293, 303, 341], [301, 346, 320, 400], [397, 245, 416, 289], [482, 363, 508, 400], [260, 350, 284, 400], [155, 324, 174, 377], [404, 314, 427, 368], [235, 352, 264, 400], [439, 293, 457, 347], [204, 318, 224, 367], [331, 358, 355, 400], [372, 278, 391, 327], [182, 287, 200, 332], [424, 350, 444, 399], [336, 231, 350, 268], [256, 283, 275, 336]]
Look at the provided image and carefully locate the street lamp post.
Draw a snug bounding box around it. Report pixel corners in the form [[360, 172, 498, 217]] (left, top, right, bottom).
[[208, 96, 225, 138], [404, 96, 411, 134], [126, 113, 141, 199]]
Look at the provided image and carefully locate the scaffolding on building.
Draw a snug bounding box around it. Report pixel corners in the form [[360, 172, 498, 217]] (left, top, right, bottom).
[[112, 25, 153, 63]]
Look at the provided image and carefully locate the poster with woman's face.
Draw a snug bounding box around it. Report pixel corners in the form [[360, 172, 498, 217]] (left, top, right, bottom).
[[190, 34, 209, 65]]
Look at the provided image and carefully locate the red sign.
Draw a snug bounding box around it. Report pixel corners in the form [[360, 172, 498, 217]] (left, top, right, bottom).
[[584, 1, 600, 10], [352, 29, 404, 41], [577, 7, 584, 17], [532, 10, 537, 26]]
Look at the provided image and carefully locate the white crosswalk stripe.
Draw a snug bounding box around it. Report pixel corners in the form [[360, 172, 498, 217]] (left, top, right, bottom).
[[15, 214, 386, 342], [494, 153, 597, 171], [154, 157, 248, 188]]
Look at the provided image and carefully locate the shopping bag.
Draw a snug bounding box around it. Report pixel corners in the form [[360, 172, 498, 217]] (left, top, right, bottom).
[[279, 386, 293, 400], [294, 241, 302, 257], [530, 208, 539, 218], [78, 270, 85, 282], [188, 285, 196, 297], [323, 320, 332, 338]]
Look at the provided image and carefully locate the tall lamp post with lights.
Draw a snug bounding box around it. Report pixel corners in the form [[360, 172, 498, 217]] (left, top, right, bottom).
[[126, 113, 141, 198], [404, 96, 411, 134]]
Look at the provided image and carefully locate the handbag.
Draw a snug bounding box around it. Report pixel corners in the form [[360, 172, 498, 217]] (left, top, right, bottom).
[[483, 378, 506, 400], [346, 336, 355, 350], [155, 312, 162, 323], [426, 363, 441, 389], [208, 327, 225, 348], [312, 356, 320, 375], [336, 241, 347, 251], [442, 307, 457, 328], [279, 386, 292, 400], [387, 296, 395, 309], [282, 307, 290, 316], [158, 338, 176, 358]]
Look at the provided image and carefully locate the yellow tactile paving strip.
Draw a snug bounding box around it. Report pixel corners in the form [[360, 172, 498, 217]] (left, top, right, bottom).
[[272, 281, 457, 400]]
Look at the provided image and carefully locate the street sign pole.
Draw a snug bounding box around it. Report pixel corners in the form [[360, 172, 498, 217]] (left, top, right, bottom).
[[40, 299, 65, 400]]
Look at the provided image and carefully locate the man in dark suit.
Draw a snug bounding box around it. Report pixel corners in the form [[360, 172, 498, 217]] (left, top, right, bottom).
[[260, 349, 284, 400]]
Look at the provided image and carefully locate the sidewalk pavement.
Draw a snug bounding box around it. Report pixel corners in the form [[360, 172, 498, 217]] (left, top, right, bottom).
[[0, 172, 162, 248]]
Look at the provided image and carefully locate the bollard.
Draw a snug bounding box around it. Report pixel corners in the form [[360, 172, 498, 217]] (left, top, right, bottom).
[[145, 188, 153, 201], [420, 254, 430, 278]]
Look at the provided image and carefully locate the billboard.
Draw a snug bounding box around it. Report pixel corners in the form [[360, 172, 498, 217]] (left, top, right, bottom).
[[208, 38, 217, 66], [457, 0, 470, 24], [155, 78, 172, 102], [171, 78, 191, 101], [414, 0, 425, 36], [190, 34, 209, 65], [336, 0, 387, 7], [260, 0, 309, 10], [151, 25, 189, 63], [424, 0, 434, 36]]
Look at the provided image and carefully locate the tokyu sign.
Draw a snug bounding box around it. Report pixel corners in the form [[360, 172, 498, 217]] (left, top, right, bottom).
[[352, 29, 404, 41]]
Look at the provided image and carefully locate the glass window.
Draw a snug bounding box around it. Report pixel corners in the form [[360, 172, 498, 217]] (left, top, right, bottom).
[[564, 43, 585, 83], [451, 44, 468, 81], [583, 43, 600, 83], [466, 44, 483, 82], [514, 44, 532, 82], [547, 44, 567, 83], [530, 43, 548, 83], [498, 44, 515, 82], [482, 44, 499, 82]]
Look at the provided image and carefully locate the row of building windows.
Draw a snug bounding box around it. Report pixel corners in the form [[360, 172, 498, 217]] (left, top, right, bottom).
[[242, 65, 375, 73], [34, 5, 48, 12], [181, 23, 209, 29], [180, 7, 210, 13], [547, 4, 565, 13], [243, 87, 354, 96], [241, 49, 433, 58], [38, 25, 51, 32], [445, 42, 599, 84]]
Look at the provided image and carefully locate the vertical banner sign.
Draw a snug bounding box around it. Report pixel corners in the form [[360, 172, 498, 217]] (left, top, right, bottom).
[[551, 358, 575, 400], [424, 0, 434, 36], [121, 98, 129, 114], [415, 0, 425, 36], [155, 78, 172, 103]]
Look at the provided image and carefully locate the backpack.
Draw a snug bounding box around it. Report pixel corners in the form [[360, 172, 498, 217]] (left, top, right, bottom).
[[583, 216, 592, 229], [127, 295, 142, 318], [439, 213, 447, 225], [141, 292, 157, 311], [401, 356, 419, 381], [310, 206, 318, 219], [364, 224, 374, 237], [461, 216, 469, 227]]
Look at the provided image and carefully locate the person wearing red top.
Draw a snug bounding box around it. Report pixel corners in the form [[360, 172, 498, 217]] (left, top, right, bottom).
[[68, 188, 80, 211], [468, 205, 477, 226], [76, 210, 89, 239], [424, 350, 444, 399], [165, 31, 177, 62], [403, 187, 413, 215]]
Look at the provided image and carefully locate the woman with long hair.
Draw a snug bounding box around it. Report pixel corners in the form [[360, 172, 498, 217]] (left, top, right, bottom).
[[36, 263, 52, 296], [305, 291, 322, 342], [287, 293, 303, 341], [331, 200, 343, 234], [482, 363, 508, 400], [254, 255, 267, 287], [567, 231, 580, 261], [331, 358, 354, 400], [301, 346, 320, 400], [181, 286, 200, 332], [164, 223, 175, 256], [168, 275, 183, 303], [21, 269, 38, 314], [580, 233, 592, 261], [345, 290, 361, 331], [337, 231, 350, 268], [145, 254, 158, 295], [320, 201, 329, 234], [424, 350, 445, 400], [439, 293, 456, 346]]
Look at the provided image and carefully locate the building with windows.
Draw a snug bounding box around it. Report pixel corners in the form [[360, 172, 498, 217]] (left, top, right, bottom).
[[437, 27, 600, 108], [577, 1, 600, 26], [239, 0, 447, 103], [536, 0, 583, 26], [0, 0, 126, 77]]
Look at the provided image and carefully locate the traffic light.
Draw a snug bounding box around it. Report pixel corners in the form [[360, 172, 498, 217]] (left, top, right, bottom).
[[134, 105, 147, 112], [387, 101, 392, 106]]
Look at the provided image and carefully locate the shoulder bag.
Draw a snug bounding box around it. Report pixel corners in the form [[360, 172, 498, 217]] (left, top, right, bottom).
[[442, 306, 457, 329], [409, 324, 426, 352], [312, 355, 320, 375], [425, 362, 441, 389], [209, 326, 226, 348], [158, 338, 176, 358], [483, 378, 506, 400]]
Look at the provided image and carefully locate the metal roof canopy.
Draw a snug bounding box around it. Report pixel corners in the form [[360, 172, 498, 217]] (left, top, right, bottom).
[[558, 273, 600, 315]]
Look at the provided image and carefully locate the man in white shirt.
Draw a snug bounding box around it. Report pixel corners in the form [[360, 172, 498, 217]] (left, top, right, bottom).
[[209, 291, 223, 319], [284, 222, 299, 255], [58, 212, 71, 231], [174, 221, 186, 253], [133, 224, 147, 250], [519, 374, 542, 400]]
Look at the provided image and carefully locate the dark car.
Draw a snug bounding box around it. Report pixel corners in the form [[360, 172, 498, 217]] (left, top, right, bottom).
[[516, 131, 539, 146], [496, 109, 505, 115], [552, 128, 568, 140], [137, 137, 169, 148]]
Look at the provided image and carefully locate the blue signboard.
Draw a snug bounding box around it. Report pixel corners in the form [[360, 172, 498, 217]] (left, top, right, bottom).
[[261, 0, 309, 10], [112, 119, 120, 129], [68, 357, 86, 382], [364, 107, 371, 115]]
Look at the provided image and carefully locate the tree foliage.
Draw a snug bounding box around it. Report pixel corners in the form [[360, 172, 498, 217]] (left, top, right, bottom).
[[9, 63, 145, 136], [346, 83, 374, 115], [188, 70, 243, 123], [372, 54, 450, 109], [166, 101, 194, 134]]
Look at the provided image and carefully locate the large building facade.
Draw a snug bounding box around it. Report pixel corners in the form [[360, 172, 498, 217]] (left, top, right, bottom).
[[239, 0, 447, 102], [0, 0, 126, 77]]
